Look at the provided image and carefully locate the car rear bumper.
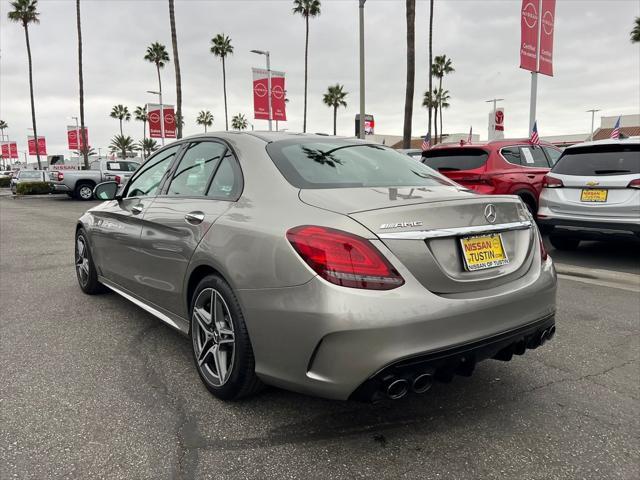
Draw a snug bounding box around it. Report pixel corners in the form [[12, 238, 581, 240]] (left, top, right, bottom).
[[238, 255, 557, 401], [537, 215, 640, 238]]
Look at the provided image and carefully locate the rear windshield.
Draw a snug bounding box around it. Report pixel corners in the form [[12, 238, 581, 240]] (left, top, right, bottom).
[[106, 161, 139, 172], [20, 171, 42, 179], [552, 144, 640, 176], [266, 140, 453, 189], [422, 148, 489, 171]]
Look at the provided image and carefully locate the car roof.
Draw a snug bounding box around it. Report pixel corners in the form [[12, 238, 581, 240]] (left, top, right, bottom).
[[564, 137, 640, 150], [175, 131, 359, 144]]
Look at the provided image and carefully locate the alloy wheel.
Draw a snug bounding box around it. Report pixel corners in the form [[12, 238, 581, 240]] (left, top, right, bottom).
[[192, 288, 236, 386], [75, 236, 90, 286], [79, 186, 93, 200]]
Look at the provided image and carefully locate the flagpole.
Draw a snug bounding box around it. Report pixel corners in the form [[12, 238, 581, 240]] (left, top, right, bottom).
[[529, 0, 543, 133]]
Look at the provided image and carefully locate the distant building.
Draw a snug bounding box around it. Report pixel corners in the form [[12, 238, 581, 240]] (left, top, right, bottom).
[[593, 114, 640, 140]]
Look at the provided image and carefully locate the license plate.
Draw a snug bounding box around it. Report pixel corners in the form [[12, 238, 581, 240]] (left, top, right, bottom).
[[580, 189, 607, 202], [460, 234, 509, 271]]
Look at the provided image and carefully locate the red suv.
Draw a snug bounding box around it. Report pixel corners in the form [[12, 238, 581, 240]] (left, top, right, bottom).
[[422, 139, 562, 215]]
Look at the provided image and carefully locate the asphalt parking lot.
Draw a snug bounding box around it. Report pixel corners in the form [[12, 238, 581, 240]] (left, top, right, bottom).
[[1, 194, 638, 480]]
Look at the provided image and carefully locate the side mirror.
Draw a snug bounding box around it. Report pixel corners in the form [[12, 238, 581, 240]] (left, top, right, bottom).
[[93, 181, 119, 200]]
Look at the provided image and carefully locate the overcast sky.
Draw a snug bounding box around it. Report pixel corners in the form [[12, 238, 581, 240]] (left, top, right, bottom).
[[1, 0, 639, 156]]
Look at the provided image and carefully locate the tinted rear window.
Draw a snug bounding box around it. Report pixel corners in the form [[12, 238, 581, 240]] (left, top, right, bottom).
[[422, 148, 489, 171], [552, 144, 640, 176], [266, 140, 453, 189], [106, 161, 139, 172]]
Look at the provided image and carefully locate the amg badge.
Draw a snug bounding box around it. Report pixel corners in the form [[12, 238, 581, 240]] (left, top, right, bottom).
[[380, 221, 424, 230]]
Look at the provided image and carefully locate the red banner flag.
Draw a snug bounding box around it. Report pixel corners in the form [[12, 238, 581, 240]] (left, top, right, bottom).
[[163, 106, 176, 139], [67, 126, 89, 150], [252, 68, 287, 121], [1, 142, 10, 159], [10, 142, 18, 159], [147, 104, 162, 138], [28, 136, 47, 155], [520, 0, 539, 72], [539, 0, 556, 76]]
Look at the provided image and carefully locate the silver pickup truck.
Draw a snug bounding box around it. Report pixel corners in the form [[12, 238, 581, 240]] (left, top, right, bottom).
[[51, 159, 140, 200]]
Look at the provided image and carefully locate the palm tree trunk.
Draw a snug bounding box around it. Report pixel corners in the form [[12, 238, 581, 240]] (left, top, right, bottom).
[[427, 0, 434, 141], [142, 120, 147, 160], [76, 0, 89, 169], [168, 0, 182, 139], [403, 0, 415, 149], [23, 23, 41, 170], [437, 76, 443, 143], [119, 119, 123, 136], [222, 57, 228, 130], [433, 103, 438, 145], [333, 106, 337, 135], [440, 101, 444, 144], [303, 15, 309, 133]]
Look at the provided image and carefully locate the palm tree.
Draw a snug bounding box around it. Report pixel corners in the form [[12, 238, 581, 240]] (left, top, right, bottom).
[[196, 110, 214, 133], [168, 0, 182, 139], [144, 42, 170, 118], [8, 0, 42, 169], [292, 0, 321, 133], [210, 34, 234, 131], [436, 88, 450, 143], [432, 55, 454, 143], [74, 145, 96, 158], [0, 120, 8, 140], [74, 0, 89, 170], [427, 0, 434, 142], [632, 17, 640, 43], [322, 84, 348, 135], [231, 114, 248, 131], [403, 0, 416, 149], [422, 89, 438, 145], [110, 105, 131, 136], [138, 138, 159, 157], [109, 134, 137, 159]]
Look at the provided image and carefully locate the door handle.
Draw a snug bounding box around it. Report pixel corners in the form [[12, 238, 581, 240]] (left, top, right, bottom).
[[131, 204, 144, 215], [185, 212, 205, 225]]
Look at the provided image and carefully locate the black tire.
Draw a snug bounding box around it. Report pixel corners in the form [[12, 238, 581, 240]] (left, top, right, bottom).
[[66, 192, 74, 198], [549, 235, 580, 251], [75, 228, 106, 294], [190, 274, 262, 400], [75, 182, 95, 201]]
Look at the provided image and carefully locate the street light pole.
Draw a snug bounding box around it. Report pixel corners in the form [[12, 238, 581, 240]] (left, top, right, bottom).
[[528, 0, 543, 133], [250, 50, 273, 131], [586, 109, 601, 141], [359, 0, 366, 140]]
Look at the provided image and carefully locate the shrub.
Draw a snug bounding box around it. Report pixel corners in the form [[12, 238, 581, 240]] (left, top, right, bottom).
[[16, 182, 52, 195], [0, 177, 10, 188]]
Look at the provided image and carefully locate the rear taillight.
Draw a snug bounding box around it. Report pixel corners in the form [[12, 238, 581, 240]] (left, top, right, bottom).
[[115, 175, 122, 184], [628, 179, 640, 189], [543, 175, 563, 188], [286, 225, 404, 290], [57, 171, 64, 181]]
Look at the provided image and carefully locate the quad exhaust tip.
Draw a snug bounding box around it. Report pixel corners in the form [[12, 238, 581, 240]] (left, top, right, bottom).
[[412, 373, 434, 394], [386, 379, 409, 399]]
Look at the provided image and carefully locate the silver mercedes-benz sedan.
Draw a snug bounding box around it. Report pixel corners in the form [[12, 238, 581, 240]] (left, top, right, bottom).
[[538, 138, 640, 250], [76, 132, 557, 401]]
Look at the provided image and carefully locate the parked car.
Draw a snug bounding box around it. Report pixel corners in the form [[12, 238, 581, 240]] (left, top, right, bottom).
[[397, 148, 424, 160], [51, 159, 140, 200], [538, 138, 640, 249], [10, 170, 50, 194], [422, 139, 562, 216], [76, 132, 556, 402]]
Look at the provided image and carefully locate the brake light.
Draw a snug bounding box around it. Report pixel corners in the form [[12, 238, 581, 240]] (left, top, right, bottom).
[[543, 175, 563, 188], [115, 175, 122, 185], [628, 179, 640, 189], [57, 171, 64, 181], [286, 225, 404, 290]]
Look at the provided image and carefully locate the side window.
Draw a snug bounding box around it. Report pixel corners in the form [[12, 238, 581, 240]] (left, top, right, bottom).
[[544, 147, 562, 166], [126, 145, 180, 198], [520, 146, 550, 168], [502, 147, 522, 165], [167, 142, 226, 196], [207, 151, 241, 199]]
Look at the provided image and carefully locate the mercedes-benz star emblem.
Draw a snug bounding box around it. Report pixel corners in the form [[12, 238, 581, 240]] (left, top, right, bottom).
[[484, 204, 497, 224]]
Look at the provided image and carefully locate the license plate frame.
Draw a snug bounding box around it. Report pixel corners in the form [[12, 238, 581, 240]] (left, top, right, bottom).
[[460, 233, 510, 272], [580, 188, 608, 202]]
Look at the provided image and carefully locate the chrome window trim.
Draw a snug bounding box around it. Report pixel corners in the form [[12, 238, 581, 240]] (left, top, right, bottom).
[[377, 220, 532, 240]]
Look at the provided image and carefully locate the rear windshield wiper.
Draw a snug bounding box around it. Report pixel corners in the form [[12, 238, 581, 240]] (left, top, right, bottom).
[[593, 169, 632, 174], [437, 167, 461, 171]]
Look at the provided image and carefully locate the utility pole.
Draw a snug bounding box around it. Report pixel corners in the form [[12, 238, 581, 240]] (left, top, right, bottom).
[[358, 0, 366, 139], [586, 109, 601, 141]]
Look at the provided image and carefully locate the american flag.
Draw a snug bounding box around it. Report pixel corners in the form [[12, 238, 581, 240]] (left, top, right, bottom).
[[530, 121, 540, 145], [421, 132, 431, 151], [467, 126, 473, 144], [610, 116, 621, 139]]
